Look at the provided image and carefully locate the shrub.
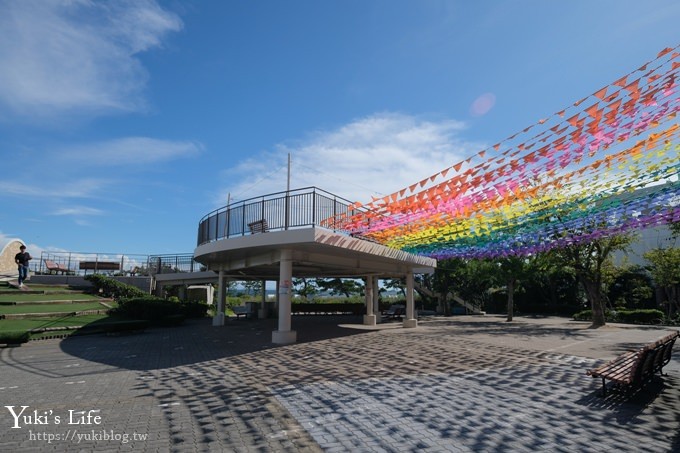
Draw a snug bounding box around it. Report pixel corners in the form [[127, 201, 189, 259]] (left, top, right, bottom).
[[573, 309, 665, 324], [615, 309, 665, 324], [0, 331, 31, 345], [181, 301, 209, 318], [112, 296, 177, 321], [112, 297, 208, 323], [85, 274, 147, 300]]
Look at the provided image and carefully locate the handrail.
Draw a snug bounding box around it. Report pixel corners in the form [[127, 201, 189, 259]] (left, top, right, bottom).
[[196, 186, 367, 246], [38, 252, 202, 276]]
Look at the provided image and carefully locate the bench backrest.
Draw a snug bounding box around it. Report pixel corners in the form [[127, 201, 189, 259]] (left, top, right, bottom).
[[660, 334, 678, 367], [248, 219, 269, 234], [633, 331, 679, 384], [44, 259, 67, 270], [79, 261, 120, 270]]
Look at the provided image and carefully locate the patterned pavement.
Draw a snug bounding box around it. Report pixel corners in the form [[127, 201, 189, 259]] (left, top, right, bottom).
[[1, 315, 678, 452]]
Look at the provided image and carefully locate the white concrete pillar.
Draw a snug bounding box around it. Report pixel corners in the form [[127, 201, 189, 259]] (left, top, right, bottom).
[[403, 272, 417, 328], [273, 249, 296, 344], [373, 276, 381, 323], [363, 276, 376, 326], [213, 270, 225, 326]]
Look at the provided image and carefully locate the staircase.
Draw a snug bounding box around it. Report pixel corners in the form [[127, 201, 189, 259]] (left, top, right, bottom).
[[412, 281, 485, 315]]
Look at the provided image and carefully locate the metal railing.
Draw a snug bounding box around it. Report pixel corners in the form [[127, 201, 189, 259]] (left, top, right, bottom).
[[39, 252, 150, 276], [147, 254, 205, 275], [197, 187, 365, 246], [38, 252, 202, 276]]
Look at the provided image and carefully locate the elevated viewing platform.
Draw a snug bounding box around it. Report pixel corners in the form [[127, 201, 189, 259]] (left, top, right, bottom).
[[194, 187, 436, 279], [193, 187, 437, 344]]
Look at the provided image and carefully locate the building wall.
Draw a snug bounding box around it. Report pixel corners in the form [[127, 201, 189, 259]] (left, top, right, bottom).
[[615, 225, 676, 267]]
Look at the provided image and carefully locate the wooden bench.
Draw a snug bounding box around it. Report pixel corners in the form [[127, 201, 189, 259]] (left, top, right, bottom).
[[43, 259, 71, 275], [248, 219, 269, 234], [587, 331, 679, 396], [79, 261, 121, 272]]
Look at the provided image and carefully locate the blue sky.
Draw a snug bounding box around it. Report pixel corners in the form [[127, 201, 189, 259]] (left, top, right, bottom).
[[1, 0, 679, 259]]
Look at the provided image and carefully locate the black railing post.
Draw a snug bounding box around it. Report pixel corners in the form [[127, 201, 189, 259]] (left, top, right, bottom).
[[242, 203, 246, 236], [333, 195, 337, 231], [226, 207, 230, 239], [285, 192, 290, 230], [312, 190, 317, 227]]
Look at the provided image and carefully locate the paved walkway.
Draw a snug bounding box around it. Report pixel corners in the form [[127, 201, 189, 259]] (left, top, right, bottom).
[[1, 315, 679, 452]]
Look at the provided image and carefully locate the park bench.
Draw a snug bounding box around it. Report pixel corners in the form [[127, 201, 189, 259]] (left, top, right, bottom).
[[233, 306, 254, 319], [79, 261, 120, 273], [43, 259, 71, 275], [382, 304, 405, 321], [248, 219, 269, 234], [587, 330, 679, 396]]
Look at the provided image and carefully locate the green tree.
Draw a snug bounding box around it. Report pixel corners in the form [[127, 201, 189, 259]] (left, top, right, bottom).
[[550, 234, 634, 327], [383, 278, 406, 298], [644, 247, 680, 318], [293, 278, 318, 301], [315, 278, 364, 298], [495, 256, 527, 322], [243, 280, 263, 297], [432, 258, 497, 314], [607, 265, 654, 309], [524, 251, 580, 310]]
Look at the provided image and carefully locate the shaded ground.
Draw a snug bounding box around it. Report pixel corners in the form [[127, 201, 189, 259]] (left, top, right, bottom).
[[0, 315, 678, 452]]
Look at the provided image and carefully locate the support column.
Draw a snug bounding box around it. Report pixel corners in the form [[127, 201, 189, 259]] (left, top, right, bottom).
[[213, 270, 225, 326], [363, 276, 376, 326], [259, 279, 268, 319], [373, 276, 381, 323], [403, 272, 417, 328], [273, 249, 296, 344]]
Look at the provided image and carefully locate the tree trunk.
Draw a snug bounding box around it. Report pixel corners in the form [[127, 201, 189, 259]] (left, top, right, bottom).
[[581, 277, 606, 327], [506, 279, 514, 322]]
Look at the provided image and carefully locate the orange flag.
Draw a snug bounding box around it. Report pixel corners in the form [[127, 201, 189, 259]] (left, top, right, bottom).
[[593, 87, 608, 99], [657, 47, 673, 58]]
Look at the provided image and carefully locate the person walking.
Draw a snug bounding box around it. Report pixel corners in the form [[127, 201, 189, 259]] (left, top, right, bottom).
[[15, 245, 32, 288]]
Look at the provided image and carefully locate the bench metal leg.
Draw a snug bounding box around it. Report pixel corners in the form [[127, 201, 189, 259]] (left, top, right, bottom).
[[601, 378, 607, 397]]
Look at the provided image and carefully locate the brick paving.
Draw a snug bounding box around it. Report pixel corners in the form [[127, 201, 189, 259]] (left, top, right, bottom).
[[0, 315, 678, 452]]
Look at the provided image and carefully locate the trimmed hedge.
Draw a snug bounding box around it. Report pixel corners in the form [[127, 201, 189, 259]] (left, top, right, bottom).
[[85, 274, 147, 299], [616, 309, 665, 324], [573, 308, 665, 324], [112, 297, 208, 324], [0, 330, 31, 345]]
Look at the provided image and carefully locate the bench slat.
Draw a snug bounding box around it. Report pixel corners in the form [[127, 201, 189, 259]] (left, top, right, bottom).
[[587, 331, 679, 396]]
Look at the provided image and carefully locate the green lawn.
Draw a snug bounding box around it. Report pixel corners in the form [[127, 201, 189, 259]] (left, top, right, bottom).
[[0, 293, 101, 303], [0, 314, 110, 333], [0, 301, 112, 315]]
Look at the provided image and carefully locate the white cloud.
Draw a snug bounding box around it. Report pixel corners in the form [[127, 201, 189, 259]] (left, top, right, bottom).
[[0, 0, 182, 117], [52, 206, 104, 216], [0, 177, 112, 199], [223, 112, 483, 205], [62, 137, 203, 166]]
